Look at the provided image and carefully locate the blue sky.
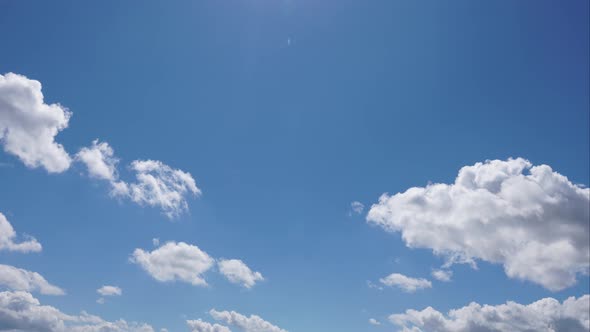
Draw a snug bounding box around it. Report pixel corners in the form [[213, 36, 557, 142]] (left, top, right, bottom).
[[0, 1, 589, 331]]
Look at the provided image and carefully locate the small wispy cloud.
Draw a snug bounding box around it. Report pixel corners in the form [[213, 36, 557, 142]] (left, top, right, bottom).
[[369, 318, 381, 326], [380, 273, 432, 293], [431, 269, 453, 282], [350, 201, 365, 215]]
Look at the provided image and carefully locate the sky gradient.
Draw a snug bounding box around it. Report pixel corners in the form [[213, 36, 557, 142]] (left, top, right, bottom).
[[0, 1, 589, 331]]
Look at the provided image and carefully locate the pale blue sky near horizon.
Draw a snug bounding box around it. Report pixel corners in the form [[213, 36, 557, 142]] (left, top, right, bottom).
[[0, 1, 589, 331]]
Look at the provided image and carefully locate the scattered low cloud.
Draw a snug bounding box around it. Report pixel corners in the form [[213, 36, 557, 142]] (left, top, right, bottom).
[[0, 73, 72, 173], [218, 259, 264, 289], [367, 158, 590, 291], [187, 319, 231, 332], [431, 269, 452, 282], [131, 242, 214, 286], [369, 318, 381, 326], [152, 238, 160, 247], [0, 290, 155, 331], [379, 273, 432, 293], [366, 280, 383, 291], [131, 242, 266, 289], [0, 213, 42, 253], [390, 294, 590, 332], [76, 140, 201, 218], [97, 285, 122, 296], [350, 201, 365, 215], [0, 264, 64, 295], [209, 309, 287, 332], [117, 160, 201, 218], [77, 140, 119, 181]]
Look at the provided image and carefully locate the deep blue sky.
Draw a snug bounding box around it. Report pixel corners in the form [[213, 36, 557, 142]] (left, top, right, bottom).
[[0, 1, 589, 331]]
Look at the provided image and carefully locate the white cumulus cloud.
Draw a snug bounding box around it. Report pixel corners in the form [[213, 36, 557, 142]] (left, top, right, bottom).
[[367, 158, 590, 291], [218, 259, 264, 289], [77, 140, 119, 181], [96, 285, 122, 296], [431, 269, 452, 282], [390, 294, 590, 332], [187, 319, 231, 332], [113, 159, 201, 218], [0, 212, 41, 253], [369, 318, 381, 326], [0, 290, 155, 332], [209, 309, 287, 332], [0, 72, 71, 173], [76, 140, 201, 218], [379, 273, 432, 293], [350, 201, 365, 215], [130, 241, 214, 286], [0, 264, 64, 295]]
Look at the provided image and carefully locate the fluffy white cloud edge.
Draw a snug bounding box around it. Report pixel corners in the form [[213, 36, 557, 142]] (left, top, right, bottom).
[[187, 319, 231, 332], [0, 212, 42, 253], [0, 290, 155, 332], [209, 309, 288, 332], [218, 259, 264, 289], [390, 294, 590, 332], [0, 264, 65, 295]]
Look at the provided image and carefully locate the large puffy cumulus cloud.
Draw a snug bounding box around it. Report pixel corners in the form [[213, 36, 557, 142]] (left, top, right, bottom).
[[390, 295, 590, 332], [0, 73, 71, 173], [0, 290, 154, 332], [367, 158, 590, 291]]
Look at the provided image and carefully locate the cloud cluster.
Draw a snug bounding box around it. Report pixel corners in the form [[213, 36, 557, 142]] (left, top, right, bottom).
[[390, 294, 590, 332], [0, 73, 201, 218], [209, 309, 288, 332], [77, 141, 201, 218], [187, 319, 231, 332], [0, 290, 155, 332], [130, 242, 265, 289], [218, 259, 264, 289], [367, 158, 590, 291], [0, 213, 41, 253], [0, 73, 72, 173], [379, 273, 432, 293], [0, 264, 64, 295]]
